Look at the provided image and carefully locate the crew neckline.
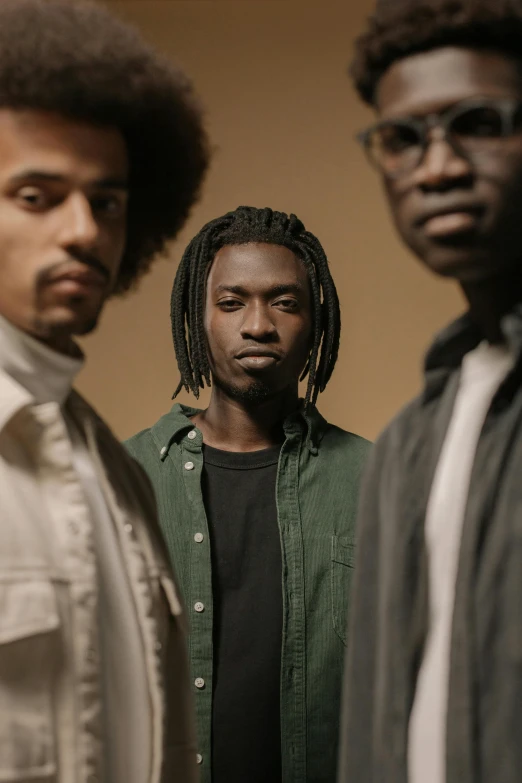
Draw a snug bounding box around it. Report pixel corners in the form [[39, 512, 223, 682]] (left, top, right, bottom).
[[203, 443, 282, 470]]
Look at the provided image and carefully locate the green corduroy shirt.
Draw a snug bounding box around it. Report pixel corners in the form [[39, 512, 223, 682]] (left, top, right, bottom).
[[125, 402, 371, 783]]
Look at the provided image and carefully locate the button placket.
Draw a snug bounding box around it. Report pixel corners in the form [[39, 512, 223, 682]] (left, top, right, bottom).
[[179, 433, 213, 766]]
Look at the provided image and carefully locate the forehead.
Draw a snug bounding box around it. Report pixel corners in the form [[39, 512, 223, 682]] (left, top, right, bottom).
[[0, 108, 128, 179], [207, 242, 306, 288], [376, 46, 522, 117]]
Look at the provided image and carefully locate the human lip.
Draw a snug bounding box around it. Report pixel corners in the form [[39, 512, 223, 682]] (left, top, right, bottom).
[[235, 348, 282, 370], [416, 204, 485, 239], [424, 212, 480, 238], [48, 266, 108, 294]]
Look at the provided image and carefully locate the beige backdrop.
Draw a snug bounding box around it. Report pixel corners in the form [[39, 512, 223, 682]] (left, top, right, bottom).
[[78, 0, 464, 442]]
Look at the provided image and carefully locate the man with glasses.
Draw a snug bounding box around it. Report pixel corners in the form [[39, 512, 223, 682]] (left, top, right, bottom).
[[339, 3, 522, 783]]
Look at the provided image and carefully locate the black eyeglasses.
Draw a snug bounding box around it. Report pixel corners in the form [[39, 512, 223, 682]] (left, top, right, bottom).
[[357, 97, 522, 178]]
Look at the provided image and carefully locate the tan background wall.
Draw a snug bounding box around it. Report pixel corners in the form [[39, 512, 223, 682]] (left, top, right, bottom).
[[77, 0, 464, 442]]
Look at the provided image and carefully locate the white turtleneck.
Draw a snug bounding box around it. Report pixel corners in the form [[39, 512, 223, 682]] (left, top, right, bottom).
[[0, 312, 84, 404], [0, 314, 150, 783]]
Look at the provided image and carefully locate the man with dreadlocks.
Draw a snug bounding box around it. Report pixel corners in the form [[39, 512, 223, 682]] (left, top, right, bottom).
[[126, 205, 370, 783], [339, 2, 522, 783], [0, 1, 209, 781]]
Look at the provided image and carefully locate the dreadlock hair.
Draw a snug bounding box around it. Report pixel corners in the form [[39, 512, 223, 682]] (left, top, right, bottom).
[[352, 0, 522, 106], [0, 0, 209, 294], [171, 206, 341, 408]]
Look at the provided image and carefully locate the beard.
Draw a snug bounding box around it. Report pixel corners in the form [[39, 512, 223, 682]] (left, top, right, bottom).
[[213, 373, 275, 403], [32, 306, 100, 338]]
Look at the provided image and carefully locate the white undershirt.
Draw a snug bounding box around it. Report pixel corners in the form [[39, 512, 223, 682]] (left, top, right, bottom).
[[0, 314, 150, 783], [408, 340, 514, 783]]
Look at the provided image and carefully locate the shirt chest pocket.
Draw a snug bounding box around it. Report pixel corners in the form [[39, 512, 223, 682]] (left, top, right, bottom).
[[0, 579, 60, 782], [331, 535, 356, 646]]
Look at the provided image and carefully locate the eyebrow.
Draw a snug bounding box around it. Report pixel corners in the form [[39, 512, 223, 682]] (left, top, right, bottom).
[[8, 170, 129, 190], [215, 283, 304, 296]]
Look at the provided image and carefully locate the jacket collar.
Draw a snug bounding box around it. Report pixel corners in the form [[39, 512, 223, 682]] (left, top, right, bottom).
[[0, 370, 33, 434], [150, 400, 328, 460], [422, 305, 522, 402]]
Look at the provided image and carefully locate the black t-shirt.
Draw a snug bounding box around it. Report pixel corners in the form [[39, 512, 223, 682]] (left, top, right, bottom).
[[202, 443, 283, 783]]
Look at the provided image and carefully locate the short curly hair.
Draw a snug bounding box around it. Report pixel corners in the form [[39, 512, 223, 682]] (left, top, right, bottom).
[[0, 0, 210, 293], [352, 0, 522, 106]]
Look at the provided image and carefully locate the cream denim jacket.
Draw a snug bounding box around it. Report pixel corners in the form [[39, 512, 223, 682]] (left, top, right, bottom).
[[0, 368, 197, 783]]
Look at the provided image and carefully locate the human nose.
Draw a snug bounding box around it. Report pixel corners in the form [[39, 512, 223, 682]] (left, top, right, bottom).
[[57, 192, 100, 249], [412, 127, 472, 190], [239, 301, 278, 340]]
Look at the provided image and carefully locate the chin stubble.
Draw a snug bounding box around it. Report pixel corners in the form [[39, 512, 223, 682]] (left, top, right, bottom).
[[214, 375, 274, 403]]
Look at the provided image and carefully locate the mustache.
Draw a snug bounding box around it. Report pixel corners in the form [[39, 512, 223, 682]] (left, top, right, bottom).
[[36, 251, 111, 288]]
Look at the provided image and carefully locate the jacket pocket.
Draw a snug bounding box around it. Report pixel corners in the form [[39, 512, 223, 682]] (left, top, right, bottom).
[[331, 535, 356, 646], [0, 579, 60, 781]]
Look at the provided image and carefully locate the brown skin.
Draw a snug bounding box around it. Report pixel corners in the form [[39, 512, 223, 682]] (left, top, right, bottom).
[[191, 242, 312, 452], [376, 47, 522, 341], [0, 109, 129, 355]]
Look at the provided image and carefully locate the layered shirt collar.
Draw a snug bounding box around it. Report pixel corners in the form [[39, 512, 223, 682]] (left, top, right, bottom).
[[422, 304, 522, 401], [0, 313, 83, 431]]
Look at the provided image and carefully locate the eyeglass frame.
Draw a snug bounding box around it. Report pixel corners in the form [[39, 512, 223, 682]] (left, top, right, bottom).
[[356, 96, 522, 179]]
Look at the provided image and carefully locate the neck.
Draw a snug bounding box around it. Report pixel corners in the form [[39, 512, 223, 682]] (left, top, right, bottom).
[[461, 267, 522, 344], [192, 385, 300, 452]]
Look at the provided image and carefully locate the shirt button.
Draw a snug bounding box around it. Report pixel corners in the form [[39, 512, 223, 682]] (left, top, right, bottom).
[[184, 461, 195, 471], [195, 677, 205, 689], [194, 532, 204, 543], [124, 523, 133, 534], [194, 602, 205, 613], [196, 753, 203, 765], [188, 430, 197, 440], [155, 641, 163, 652]]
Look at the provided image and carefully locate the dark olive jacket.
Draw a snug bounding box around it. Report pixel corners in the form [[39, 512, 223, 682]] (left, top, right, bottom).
[[339, 309, 522, 783]]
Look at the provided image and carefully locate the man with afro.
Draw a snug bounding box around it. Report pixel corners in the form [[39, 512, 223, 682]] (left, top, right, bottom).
[[340, 3, 522, 783], [0, 1, 209, 782]]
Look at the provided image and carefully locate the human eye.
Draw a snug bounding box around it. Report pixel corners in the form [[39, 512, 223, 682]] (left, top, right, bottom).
[[217, 298, 243, 311], [452, 105, 504, 139], [274, 297, 299, 311], [91, 192, 127, 218], [16, 185, 49, 210], [380, 122, 420, 153]]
